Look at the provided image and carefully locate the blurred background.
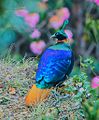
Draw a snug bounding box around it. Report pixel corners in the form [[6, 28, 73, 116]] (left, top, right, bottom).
[[0, 0, 99, 74], [0, 1, 99, 119]]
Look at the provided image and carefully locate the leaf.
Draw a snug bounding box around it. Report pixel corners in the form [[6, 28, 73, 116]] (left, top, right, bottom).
[[0, 97, 10, 105], [22, 0, 39, 12], [0, 29, 17, 55], [9, 14, 30, 34], [3, 0, 19, 11]]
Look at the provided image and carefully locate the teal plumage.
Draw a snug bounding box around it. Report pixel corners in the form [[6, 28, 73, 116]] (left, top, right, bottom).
[[36, 43, 74, 89]]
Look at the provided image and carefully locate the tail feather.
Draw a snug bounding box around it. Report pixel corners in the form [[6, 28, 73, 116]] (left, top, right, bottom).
[[25, 84, 51, 106]]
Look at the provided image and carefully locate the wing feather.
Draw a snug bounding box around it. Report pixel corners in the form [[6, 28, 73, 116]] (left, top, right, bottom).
[[36, 48, 73, 84]]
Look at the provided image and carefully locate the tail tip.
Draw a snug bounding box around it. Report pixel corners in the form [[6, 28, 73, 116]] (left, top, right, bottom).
[[25, 84, 51, 106]]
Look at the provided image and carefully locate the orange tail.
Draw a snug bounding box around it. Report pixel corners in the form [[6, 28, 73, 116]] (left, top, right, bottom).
[[25, 84, 51, 106]]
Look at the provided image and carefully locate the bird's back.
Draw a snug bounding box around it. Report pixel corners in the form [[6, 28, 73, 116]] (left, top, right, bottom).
[[36, 43, 74, 89]]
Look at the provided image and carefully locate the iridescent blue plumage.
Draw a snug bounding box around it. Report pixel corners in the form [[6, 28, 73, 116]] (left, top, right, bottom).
[[36, 43, 74, 89]]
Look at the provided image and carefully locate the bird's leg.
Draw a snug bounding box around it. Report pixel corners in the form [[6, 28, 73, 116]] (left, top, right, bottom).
[[56, 81, 64, 88], [66, 75, 69, 79]]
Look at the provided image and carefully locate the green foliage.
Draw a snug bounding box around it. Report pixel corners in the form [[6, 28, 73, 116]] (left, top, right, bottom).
[[0, 55, 98, 119], [85, 17, 99, 42], [48, 0, 72, 10], [63, 56, 98, 119], [0, 28, 16, 55], [65, 57, 96, 100], [83, 100, 99, 120], [94, 60, 99, 74], [64, 0, 73, 8], [32, 104, 59, 120], [22, 0, 39, 12], [9, 15, 30, 34]]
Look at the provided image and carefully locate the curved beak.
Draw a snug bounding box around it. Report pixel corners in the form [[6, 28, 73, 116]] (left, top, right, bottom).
[[50, 34, 56, 38]]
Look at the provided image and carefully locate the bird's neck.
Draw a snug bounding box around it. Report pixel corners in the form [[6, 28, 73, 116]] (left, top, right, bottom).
[[57, 39, 68, 43], [56, 39, 70, 47], [49, 40, 70, 50]]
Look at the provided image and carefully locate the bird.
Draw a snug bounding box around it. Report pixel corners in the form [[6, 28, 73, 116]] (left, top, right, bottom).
[[25, 20, 74, 106]]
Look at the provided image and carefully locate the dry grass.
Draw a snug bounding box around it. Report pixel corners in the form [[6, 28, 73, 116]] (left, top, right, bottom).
[[0, 56, 85, 120]]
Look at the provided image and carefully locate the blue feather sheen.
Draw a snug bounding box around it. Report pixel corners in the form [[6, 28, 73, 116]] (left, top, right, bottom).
[[36, 43, 74, 89]]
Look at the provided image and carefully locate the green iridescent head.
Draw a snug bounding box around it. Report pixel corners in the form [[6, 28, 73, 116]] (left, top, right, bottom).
[[51, 20, 69, 40]]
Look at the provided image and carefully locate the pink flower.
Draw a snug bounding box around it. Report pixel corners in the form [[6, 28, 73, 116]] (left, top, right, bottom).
[[30, 29, 41, 39], [64, 30, 73, 39], [57, 7, 70, 21], [49, 7, 70, 29], [15, 9, 28, 17], [49, 15, 63, 29], [87, 0, 99, 5], [15, 9, 40, 28], [91, 76, 99, 88], [30, 41, 46, 55], [95, 0, 99, 5], [24, 13, 40, 28], [64, 29, 74, 44]]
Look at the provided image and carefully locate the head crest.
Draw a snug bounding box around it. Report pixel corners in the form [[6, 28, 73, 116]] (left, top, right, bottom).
[[50, 20, 69, 40], [62, 20, 69, 30]]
